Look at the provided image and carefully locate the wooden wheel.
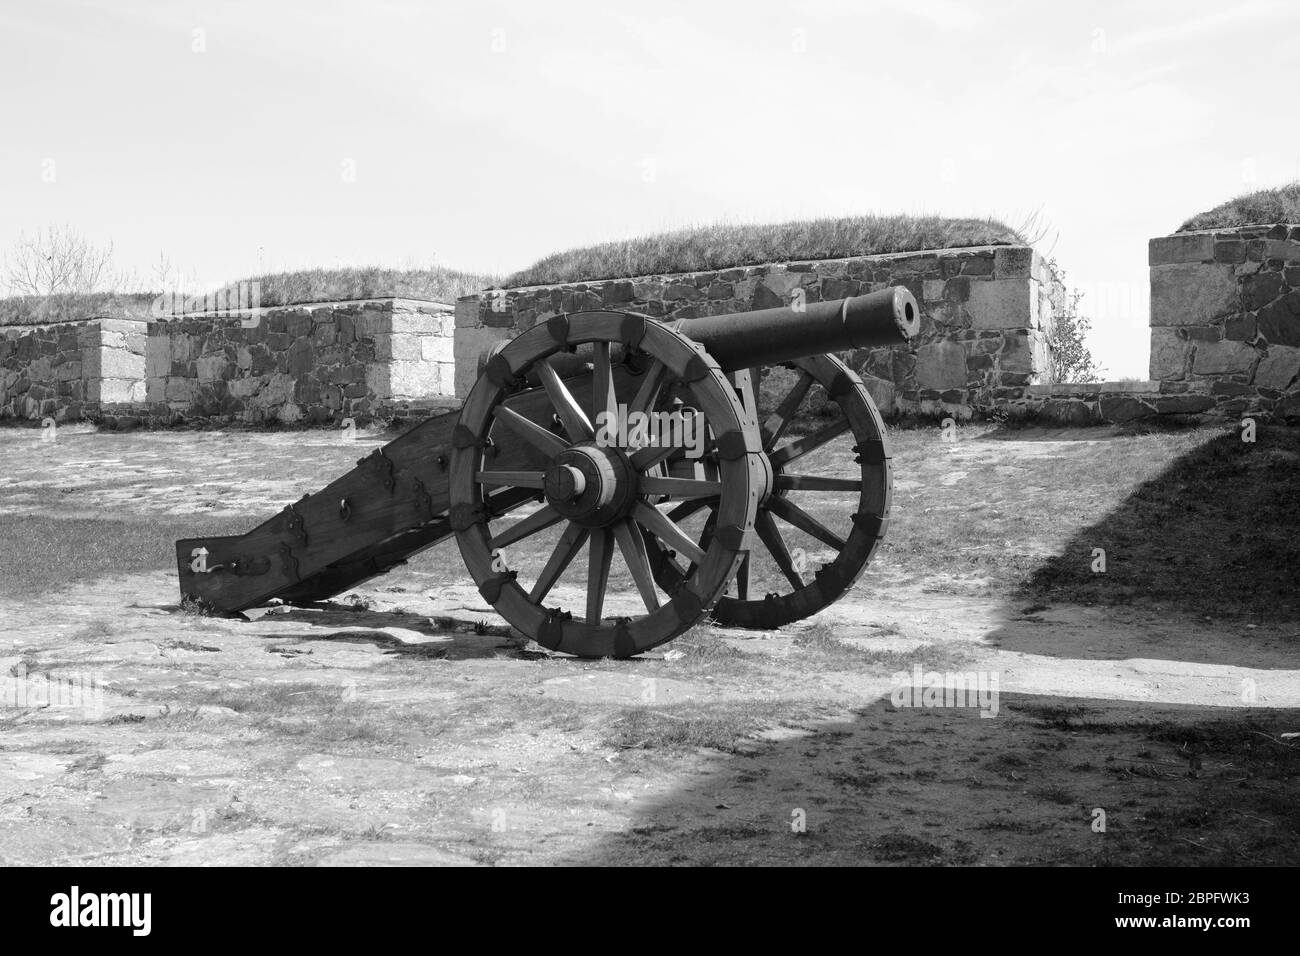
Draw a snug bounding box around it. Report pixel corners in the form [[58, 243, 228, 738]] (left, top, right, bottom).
[[448, 311, 765, 658], [646, 354, 891, 629]]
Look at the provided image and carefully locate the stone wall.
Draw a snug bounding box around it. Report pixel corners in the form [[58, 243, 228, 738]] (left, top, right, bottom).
[[145, 298, 455, 424], [1, 318, 146, 421], [455, 245, 1064, 416], [991, 379, 1300, 425], [1149, 225, 1300, 419]]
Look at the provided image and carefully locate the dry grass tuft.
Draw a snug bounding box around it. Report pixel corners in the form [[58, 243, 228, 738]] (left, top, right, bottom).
[[1178, 181, 1300, 232]]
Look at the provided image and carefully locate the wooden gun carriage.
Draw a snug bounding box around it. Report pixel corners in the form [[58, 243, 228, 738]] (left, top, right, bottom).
[[177, 288, 919, 657]]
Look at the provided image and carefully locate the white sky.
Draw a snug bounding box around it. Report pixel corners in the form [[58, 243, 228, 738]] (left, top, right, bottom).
[[2, 0, 1298, 378]]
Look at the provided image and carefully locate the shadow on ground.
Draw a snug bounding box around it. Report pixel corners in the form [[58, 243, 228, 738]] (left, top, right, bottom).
[[569, 693, 1300, 866], [569, 426, 1300, 865]]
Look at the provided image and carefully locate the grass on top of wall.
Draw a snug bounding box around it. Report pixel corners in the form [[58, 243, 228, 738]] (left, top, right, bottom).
[[0, 292, 158, 328], [236, 264, 499, 308], [501, 214, 1026, 288], [0, 265, 501, 327], [1178, 182, 1300, 232]]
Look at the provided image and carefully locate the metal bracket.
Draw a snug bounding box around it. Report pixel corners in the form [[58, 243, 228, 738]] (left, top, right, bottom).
[[538, 607, 571, 648], [546, 313, 570, 346], [359, 448, 397, 492], [853, 439, 888, 465], [612, 617, 636, 658], [282, 501, 310, 546], [477, 570, 517, 605], [484, 353, 523, 392], [619, 314, 646, 353], [713, 430, 749, 461], [449, 503, 487, 532], [410, 476, 435, 521], [279, 542, 300, 583]]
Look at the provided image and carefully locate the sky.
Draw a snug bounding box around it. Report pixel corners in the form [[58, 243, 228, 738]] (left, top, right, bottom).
[[2, 0, 1299, 378]]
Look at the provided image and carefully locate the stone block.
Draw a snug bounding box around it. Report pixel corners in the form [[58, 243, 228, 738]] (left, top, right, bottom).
[[967, 279, 1031, 329], [860, 374, 895, 415], [914, 341, 968, 389], [1254, 346, 1300, 390], [1154, 394, 1215, 414], [421, 336, 453, 362], [164, 378, 195, 403], [993, 247, 1034, 278], [100, 346, 144, 380], [1100, 395, 1156, 422], [387, 360, 445, 400], [1040, 398, 1096, 425], [1256, 292, 1300, 347], [1149, 326, 1192, 380], [1149, 262, 1240, 326], [380, 332, 424, 362], [1192, 339, 1258, 375], [1149, 233, 1215, 266]]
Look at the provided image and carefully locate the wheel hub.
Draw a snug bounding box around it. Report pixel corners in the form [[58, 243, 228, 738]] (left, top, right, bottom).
[[544, 444, 636, 527]]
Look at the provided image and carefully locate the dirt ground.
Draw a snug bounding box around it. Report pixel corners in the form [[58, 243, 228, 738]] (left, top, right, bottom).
[[0, 422, 1297, 866]]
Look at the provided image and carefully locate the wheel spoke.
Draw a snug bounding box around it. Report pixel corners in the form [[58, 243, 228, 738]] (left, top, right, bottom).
[[755, 511, 804, 590], [475, 470, 546, 490], [634, 501, 706, 565], [665, 498, 713, 523], [769, 417, 851, 468], [489, 504, 564, 550], [730, 368, 759, 422], [630, 442, 678, 471], [629, 359, 666, 416], [761, 371, 814, 450], [493, 405, 568, 459], [528, 521, 589, 603], [766, 495, 846, 551], [536, 360, 594, 442], [774, 474, 863, 493], [735, 551, 750, 601], [586, 527, 614, 623], [638, 476, 723, 498], [592, 341, 618, 435], [613, 519, 661, 612]]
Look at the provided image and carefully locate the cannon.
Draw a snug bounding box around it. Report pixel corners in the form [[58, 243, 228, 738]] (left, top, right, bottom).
[[177, 287, 919, 657]]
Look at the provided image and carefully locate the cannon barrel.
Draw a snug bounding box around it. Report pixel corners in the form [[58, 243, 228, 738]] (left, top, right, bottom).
[[482, 287, 919, 384], [671, 286, 918, 371]]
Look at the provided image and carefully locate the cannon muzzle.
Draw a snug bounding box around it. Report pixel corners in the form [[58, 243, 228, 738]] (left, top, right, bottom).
[[671, 286, 918, 371]]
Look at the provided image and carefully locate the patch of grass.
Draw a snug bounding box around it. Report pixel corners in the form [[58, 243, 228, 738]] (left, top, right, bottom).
[[1178, 181, 1300, 232], [792, 621, 864, 660], [1032, 784, 1074, 805], [188, 682, 348, 714], [866, 832, 944, 863], [226, 265, 496, 308], [0, 292, 157, 327], [162, 639, 220, 653], [856, 642, 978, 673], [662, 625, 751, 673], [66, 752, 108, 773], [603, 701, 800, 754], [984, 752, 1031, 773], [503, 214, 1024, 287]]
